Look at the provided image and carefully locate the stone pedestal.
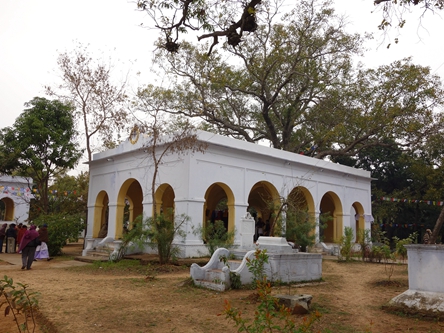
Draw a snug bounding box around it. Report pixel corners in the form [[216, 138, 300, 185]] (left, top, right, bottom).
[[239, 214, 255, 249], [389, 244, 444, 313], [256, 236, 294, 254]]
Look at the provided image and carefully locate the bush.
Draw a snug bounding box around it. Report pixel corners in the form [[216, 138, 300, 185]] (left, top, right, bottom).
[[284, 210, 317, 252], [358, 229, 371, 261], [393, 232, 417, 262], [196, 220, 235, 256], [223, 277, 321, 332], [0, 275, 40, 333], [33, 213, 85, 256], [119, 212, 188, 265], [339, 227, 354, 261]]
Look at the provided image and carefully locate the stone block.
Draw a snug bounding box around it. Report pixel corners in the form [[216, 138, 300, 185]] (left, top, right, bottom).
[[275, 294, 313, 315]]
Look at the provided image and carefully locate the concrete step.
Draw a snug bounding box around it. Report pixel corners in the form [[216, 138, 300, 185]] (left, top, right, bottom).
[[85, 250, 110, 258], [194, 279, 226, 292]]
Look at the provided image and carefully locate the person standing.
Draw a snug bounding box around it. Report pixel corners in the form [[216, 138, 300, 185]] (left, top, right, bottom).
[[35, 224, 51, 261], [5, 224, 17, 253], [17, 224, 27, 252], [0, 223, 7, 253], [19, 225, 40, 270]]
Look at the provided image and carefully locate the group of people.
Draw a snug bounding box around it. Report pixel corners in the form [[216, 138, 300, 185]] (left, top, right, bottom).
[[0, 223, 52, 270]]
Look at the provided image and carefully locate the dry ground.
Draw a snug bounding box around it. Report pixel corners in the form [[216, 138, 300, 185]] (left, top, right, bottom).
[[1, 244, 443, 333]]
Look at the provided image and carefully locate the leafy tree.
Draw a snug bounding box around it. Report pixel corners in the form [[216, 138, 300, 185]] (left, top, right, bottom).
[[136, 0, 263, 55], [146, 0, 444, 161], [48, 171, 89, 222], [135, 0, 444, 54], [46, 43, 130, 162], [0, 97, 82, 214], [33, 213, 85, 256]]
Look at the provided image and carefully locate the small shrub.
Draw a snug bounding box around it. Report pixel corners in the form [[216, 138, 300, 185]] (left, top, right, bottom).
[[223, 278, 321, 332], [230, 272, 242, 290], [196, 220, 235, 256], [0, 275, 40, 333], [116, 211, 189, 265], [339, 227, 354, 261], [246, 249, 269, 285], [394, 232, 417, 263], [358, 229, 371, 261]]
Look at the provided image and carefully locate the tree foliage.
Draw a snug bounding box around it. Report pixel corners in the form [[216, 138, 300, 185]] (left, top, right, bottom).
[[374, 0, 444, 45], [145, 0, 444, 161], [135, 0, 444, 54], [48, 172, 89, 218], [136, 0, 263, 55], [0, 97, 82, 214], [33, 213, 85, 256], [46, 43, 129, 162]]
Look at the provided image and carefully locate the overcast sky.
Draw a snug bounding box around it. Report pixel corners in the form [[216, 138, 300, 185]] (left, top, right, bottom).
[[1, 0, 443, 131]]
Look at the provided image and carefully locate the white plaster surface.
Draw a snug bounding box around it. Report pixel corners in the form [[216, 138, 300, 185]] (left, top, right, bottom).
[[0, 175, 32, 224], [389, 245, 444, 313], [86, 130, 373, 256], [406, 244, 444, 293]]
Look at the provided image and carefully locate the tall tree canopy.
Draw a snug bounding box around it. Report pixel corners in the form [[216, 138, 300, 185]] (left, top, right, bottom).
[[143, 0, 444, 160], [46, 43, 129, 162], [0, 97, 83, 214], [136, 0, 444, 54]]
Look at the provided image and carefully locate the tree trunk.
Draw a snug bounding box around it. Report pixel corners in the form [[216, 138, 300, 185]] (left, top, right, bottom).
[[430, 206, 444, 244]]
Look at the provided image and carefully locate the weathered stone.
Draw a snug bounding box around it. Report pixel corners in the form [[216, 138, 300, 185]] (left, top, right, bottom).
[[275, 294, 313, 315], [389, 245, 444, 314]]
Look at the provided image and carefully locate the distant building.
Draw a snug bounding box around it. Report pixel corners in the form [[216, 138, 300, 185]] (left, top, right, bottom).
[[83, 131, 373, 257], [0, 175, 33, 224]]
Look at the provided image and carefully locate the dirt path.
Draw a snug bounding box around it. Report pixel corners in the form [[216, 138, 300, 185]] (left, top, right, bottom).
[[1, 246, 443, 333]]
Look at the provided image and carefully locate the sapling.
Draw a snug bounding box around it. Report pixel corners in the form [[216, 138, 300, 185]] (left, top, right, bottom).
[[0, 276, 40, 333]]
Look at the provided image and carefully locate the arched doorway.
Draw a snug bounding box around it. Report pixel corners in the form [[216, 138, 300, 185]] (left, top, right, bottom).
[[154, 184, 175, 221], [0, 197, 14, 221], [248, 181, 279, 237], [286, 187, 316, 250], [319, 192, 343, 243], [352, 202, 365, 242], [203, 183, 235, 233], [116, 179, 143, 239], [92, 191, 109, 238]]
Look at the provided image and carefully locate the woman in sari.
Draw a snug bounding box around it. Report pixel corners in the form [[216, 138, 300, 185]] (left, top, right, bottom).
[[35, 224, 51, 261], [19, 225, 40, 270]]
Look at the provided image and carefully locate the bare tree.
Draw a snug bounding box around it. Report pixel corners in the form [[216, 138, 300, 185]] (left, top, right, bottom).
[[46, 43, 130, 162], [133, 84, 208, 217]]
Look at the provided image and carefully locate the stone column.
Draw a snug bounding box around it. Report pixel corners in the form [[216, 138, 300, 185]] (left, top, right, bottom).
[[239, 213, 255, 249]]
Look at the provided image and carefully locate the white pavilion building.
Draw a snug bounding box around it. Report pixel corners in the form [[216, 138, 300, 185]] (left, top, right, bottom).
[[83, 130, 373, 257]]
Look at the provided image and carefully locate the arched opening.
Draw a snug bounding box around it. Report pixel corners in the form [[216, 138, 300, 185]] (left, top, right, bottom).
[[285, 187, 316, 250], [352, 202, 365, 242], [319, 191, 343, 243], [248, 181, 279, 239], [93, 191, 109, 238], [117, 179, 143, 239], [0, 197, 14, 221], [203, 183, 235, 234], [154, 184, 175, 221]]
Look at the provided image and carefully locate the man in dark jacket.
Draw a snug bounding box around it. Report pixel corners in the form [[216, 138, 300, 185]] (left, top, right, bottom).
[[0, 223, 7, 253], [5, 224, 17, 253]]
